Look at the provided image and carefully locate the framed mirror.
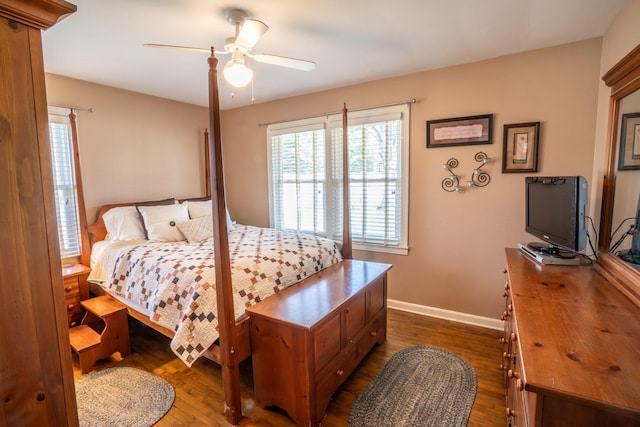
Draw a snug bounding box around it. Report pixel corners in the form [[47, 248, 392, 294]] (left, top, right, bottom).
[[597, 43, 640, 307]]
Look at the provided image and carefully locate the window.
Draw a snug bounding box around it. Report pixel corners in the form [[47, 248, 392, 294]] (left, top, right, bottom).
[[48, 107, 82, 259], [268, 104, 409, 255]]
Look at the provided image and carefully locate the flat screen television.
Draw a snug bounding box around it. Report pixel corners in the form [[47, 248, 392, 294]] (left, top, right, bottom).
[[524, 176, 588, 258]]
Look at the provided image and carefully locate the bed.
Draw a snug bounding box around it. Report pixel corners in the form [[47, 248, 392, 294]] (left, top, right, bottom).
[[83, 53, 384, 425], [87, 208, 343, 367]]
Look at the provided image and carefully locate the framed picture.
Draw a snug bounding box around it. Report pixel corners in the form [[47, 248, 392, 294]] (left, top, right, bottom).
[[502, 122, 540, 173], [618, 112, 640, 170], [426, 114, 493, 148]]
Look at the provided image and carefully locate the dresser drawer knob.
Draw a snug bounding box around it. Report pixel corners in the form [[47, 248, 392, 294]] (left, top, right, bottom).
[[370, 331, 377, 337], [67, 304, 74, 311], [510, 332, 518, 342], [508, 369, 520, 379], [498, 337, 507, 344], [516, 378, 524, 391], [65, 286, 73, 292], [506, 407, 515, 418], [336, 370, 344, 377], [503, 352, 511, 360]]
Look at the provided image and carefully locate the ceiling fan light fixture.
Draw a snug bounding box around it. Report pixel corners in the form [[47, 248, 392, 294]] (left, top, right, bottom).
[[223, 57, 253, 88]]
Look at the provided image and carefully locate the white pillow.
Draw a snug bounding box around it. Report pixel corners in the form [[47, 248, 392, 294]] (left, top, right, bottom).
[[186, 200, 234, 231], [103, 206, 146, 241], [186, 200, 212, 219], [137, 203, 190, 242], [176, 215, 214, 243]]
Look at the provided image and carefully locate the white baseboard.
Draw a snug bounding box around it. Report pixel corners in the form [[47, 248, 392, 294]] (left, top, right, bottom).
[[387, 299, 503, 331]]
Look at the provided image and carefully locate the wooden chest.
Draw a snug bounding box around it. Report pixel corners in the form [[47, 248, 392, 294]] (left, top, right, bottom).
[[247, 259, 391, 427]]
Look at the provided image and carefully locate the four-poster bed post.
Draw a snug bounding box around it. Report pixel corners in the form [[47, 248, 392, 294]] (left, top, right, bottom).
[[204, 127, 211, 197], [206, 50, 243, 424], [342, 103, 352, 260], [69, 109, 91, 267]]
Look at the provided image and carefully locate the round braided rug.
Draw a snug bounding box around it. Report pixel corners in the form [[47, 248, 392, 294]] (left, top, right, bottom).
[[75, 367, 175, 427], [348, 346, 477, 427]]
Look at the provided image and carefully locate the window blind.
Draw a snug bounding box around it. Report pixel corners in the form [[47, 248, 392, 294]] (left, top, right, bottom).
[[267, 103, 409, 255], [330, 118, 402, 246], [48, 107, 81, 258], [269, 126, 327, 234]]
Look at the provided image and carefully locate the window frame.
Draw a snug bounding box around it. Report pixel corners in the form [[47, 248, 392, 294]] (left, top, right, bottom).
[[267, 104, 410, 255], [48, 106, 83, 262]]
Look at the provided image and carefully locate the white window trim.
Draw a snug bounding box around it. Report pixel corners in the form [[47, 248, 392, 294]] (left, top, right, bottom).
[[267, 104, 410, 256], [48, 106, 82, 260]]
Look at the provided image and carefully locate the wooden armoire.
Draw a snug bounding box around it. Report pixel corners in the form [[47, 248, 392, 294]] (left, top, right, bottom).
[[0, 1, 79, 426]]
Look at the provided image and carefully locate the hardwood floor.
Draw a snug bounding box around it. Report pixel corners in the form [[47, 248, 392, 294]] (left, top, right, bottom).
[[71, 308, 506, 426]]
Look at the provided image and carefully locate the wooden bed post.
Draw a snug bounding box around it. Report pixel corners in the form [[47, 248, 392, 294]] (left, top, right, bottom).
[[206, 49, 243, 424], [69, 110, 91, 267], [342, 103, 352, 259], [204, 128, 211, 197]]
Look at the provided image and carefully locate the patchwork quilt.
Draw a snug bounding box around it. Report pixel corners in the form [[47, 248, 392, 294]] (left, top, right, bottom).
[[104, 225, 342, 366]]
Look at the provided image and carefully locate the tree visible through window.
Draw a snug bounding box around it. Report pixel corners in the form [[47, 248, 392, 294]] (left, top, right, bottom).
[[268, 104, 409, 255]]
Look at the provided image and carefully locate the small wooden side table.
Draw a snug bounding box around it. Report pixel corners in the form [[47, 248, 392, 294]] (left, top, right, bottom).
[[61, 263, 91, 327]]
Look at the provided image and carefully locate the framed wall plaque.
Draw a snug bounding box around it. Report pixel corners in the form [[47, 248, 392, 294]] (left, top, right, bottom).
[[502, 122, 540, 173], [426, 114, 493, 148]]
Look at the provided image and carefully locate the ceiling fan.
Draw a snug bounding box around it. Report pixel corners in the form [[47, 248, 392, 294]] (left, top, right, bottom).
[[145, 8, 315, 88]]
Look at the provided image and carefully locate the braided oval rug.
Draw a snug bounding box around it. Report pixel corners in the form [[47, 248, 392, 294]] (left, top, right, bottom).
[[349, 346, 477, 427], [75, 367, 175, 427]]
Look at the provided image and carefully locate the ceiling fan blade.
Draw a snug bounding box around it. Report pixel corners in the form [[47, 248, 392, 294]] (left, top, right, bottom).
[[144, 43, 227, 55], [234, 19, 269, 50], [252, 53, 316, 71]]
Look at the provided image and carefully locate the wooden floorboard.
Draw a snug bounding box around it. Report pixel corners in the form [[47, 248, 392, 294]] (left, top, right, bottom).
[[72, 308, 506, 426]]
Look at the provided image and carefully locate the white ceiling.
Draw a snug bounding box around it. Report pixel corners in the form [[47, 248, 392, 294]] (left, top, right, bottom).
[[42, 0, 627, 110]]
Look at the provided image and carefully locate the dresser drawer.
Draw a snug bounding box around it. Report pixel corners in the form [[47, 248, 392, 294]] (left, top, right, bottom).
[[63, 277, 81, 298], [314, 311, 342, 373], [367, 275, 385, 319], [61, 264, 91, 328], [315, 341, 360, 419], [344, 292, 366, 342], [357, 313, 385, 359], [65, 296, 84, 327]]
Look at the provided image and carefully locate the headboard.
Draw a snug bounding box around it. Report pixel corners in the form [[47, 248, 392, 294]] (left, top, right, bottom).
[[85, 202, 134, 248]]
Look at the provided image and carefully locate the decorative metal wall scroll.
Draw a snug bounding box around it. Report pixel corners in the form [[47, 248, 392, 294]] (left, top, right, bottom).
[[441, 152, 492, 193], [467, 151, 491, 188], [441, 158, 465, 192]]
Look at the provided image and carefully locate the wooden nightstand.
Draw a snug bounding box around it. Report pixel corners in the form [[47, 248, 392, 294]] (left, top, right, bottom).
[[61, 264, 91, 328]]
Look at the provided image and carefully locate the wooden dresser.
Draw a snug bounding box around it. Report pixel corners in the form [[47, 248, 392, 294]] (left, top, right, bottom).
[[502, 248, 640, 426], [248, 259, 391, 427], [62, 263, 91, 327]]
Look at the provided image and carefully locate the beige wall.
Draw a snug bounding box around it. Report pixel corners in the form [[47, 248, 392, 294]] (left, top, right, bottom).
[[46, 37, 608, 321], [45, 74, 209, 223], [593, 1, 640, 252], [222, 39, 602, 319]]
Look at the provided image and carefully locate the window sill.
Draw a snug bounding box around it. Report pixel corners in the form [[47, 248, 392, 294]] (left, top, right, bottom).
[[352, 242, 408, 256]]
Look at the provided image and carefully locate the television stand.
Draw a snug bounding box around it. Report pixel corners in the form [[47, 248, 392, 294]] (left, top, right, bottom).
[[518, 242, 582, 265]]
